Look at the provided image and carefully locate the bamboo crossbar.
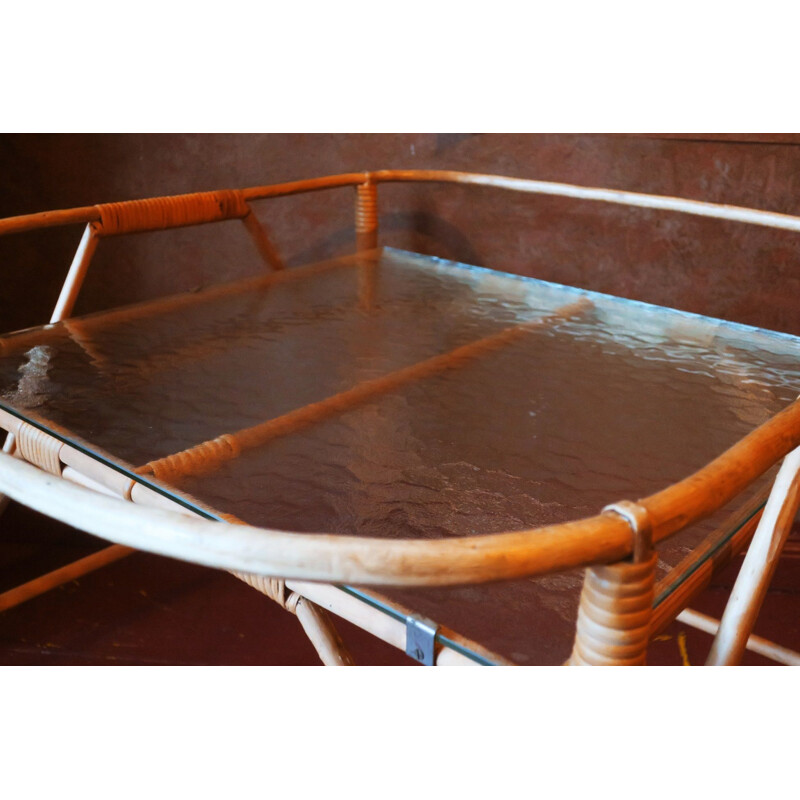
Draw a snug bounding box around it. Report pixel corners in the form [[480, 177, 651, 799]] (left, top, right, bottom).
[[139, 298, 593, 482], [677, 608, 800, 666], [0, 544, 133, 613], [5, 170, 800, 239]]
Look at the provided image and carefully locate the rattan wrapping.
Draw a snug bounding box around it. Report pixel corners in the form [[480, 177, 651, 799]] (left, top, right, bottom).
[[96, 190, 249, 236], [568, 552, 657, 666], [15, 422, 62, 476]]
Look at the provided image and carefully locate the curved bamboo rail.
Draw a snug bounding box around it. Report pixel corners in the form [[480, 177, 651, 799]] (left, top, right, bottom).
[[5, 169, 800, 238], [1, 396, 799, 587]]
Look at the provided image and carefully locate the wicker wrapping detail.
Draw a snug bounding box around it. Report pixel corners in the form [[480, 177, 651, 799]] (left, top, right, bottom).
[[355, 182, 378, 233], [15, 422, 63, 475], [568, 552, 657, 666], [355, 181, 378, 252], [232, 570, 290, 609], [139, 434, 240, 481], [95, 190, 249, 236]]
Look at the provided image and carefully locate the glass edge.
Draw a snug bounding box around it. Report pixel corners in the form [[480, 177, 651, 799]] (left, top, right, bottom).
[[339, 585, 497, 666], [0, 405, 498, 666], [0, 400, 223, 522], [383, 247, 800, 350], [653, 500, 766, 608]]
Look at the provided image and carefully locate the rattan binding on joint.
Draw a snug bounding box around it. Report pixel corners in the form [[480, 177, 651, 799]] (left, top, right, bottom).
[[138, 434, 240, 481], [232, 571, 289, 609], [95, 190, 249, 236], [15, 422, 63, 476], [355, 181, 378, 252], [568, 499, 656, 665], [568, 552, 658, 665]]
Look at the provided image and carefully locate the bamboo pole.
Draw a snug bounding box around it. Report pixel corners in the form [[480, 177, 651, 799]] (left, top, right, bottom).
[[0, 448, 759, 589], [292, 596, 355, 666], [677, 608, 800, 666], [640, 398, 800, 542], [0, 205, 101, 237], [705, 446, 800, 665], [241, 173, 369, 202], [0, 544, 133, 613], [139, 298, 593, 482], [50, 223, 99, 323], [2, 398, 800, 588], [368, 170, 800, 234], [7, 170, 800, 241], [0, 450, 632, 586]]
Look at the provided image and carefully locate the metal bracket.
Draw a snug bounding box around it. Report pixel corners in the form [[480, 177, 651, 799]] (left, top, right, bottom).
[[603, 499, 653, 563], [405, 615, 438, 665]]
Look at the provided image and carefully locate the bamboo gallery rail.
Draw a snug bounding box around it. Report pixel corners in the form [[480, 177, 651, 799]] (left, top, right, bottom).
[[1, 169, 800, 666]]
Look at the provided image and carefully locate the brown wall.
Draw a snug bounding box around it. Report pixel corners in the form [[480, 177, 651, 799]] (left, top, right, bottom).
[[2, 133, 800, 335]]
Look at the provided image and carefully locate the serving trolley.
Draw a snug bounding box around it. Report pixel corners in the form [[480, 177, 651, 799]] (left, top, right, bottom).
[[1, 170, 799, 666]]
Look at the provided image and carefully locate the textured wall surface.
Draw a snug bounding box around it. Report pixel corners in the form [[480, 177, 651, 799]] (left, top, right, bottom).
[[1, 133, 800, 334]]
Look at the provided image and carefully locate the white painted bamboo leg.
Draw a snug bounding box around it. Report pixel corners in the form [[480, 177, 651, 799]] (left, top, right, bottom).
[[0, 544, 133, 613], [292, 594, 355, 666], [50, 223, 99, 323], [678, 608, 800, 666], [240, 209, 284, 271], [706, 446, 800, 665]]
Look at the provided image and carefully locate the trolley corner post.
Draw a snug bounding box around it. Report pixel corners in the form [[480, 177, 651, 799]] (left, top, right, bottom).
[[355, 178, 378, 252], [569, 501, 656, 666]]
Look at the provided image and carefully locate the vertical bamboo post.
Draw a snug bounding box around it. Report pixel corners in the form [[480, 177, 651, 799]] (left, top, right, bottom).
[[355, 178, 379, 310], [51, 223, 100, 323], [355, 179, 378, 252], [568, 501, 656, 665], [705, 446, 800, 665]]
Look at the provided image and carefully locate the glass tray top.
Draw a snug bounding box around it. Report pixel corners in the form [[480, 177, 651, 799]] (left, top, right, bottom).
[[1, 248, 799, 664]]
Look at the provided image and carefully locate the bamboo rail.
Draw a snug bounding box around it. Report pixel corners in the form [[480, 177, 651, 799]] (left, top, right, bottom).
[[2, 391, 800, 588], [5, 170, 800, 238]]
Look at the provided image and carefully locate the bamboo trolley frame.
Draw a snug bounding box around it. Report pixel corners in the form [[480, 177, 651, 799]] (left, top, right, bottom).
[[1, 169, 800, 666]]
